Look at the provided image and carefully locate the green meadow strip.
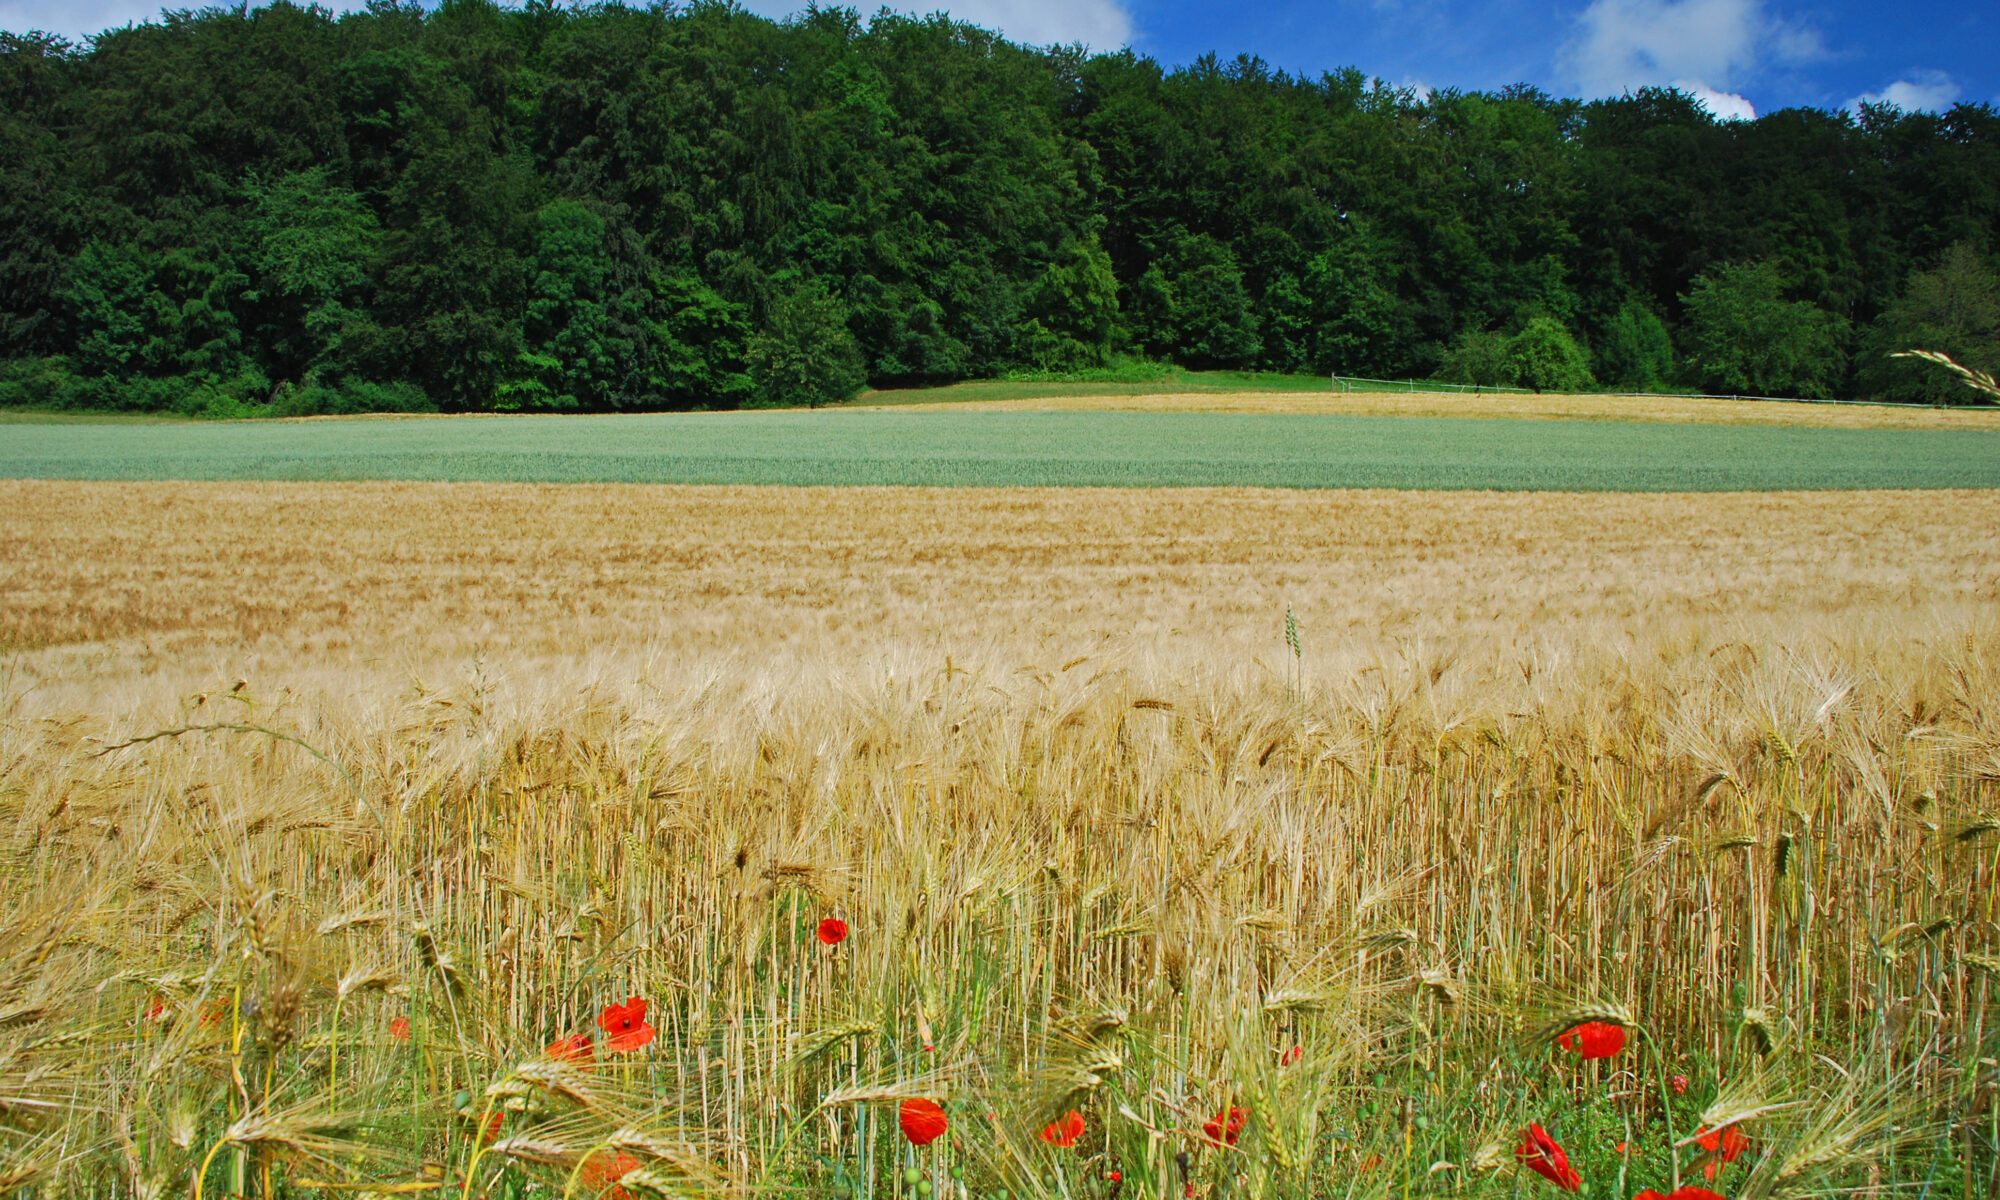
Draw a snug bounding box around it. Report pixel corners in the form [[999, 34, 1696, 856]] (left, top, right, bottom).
[[4, 410, 1998, 490]]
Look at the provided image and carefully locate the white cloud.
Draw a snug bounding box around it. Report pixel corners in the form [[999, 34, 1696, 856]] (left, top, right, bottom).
[[1563, 0, 1760, 97], [4, 0, 1135, 49], [1846, 70, 1960, 115], [741, 0, 1134, 49], [0, 1, 406, 40], [1, 2, 174, 39], [1671, 78, 1755, 120], [1559, 0, 1821, 115]]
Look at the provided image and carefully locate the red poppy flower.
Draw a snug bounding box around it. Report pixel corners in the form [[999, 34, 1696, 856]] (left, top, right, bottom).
[[390, 1016, 411, 1042], [1671, 1074, 1689, 1095], [1108, 1171, 1122, 1184], [1667, 1189, 1728, 1200], [1517, 1124, 1581, 1192], [817, 917, 849, 945], [1555, 1021, 1627, 1060], [1280, 1044, 1302, 1067], [900, 1098, 949, 1146], [597, 996, 655, 1053], [1039, 1109, 1085, 1148], [1633, 1191, 1667, 1200], [1694, 1126, 1750, 1180], [582, 1149, 644, 1200], [547, 1032, 595, 1063], [474, 1111, 503, 1146], [1201, 1106, 1247, 1146]]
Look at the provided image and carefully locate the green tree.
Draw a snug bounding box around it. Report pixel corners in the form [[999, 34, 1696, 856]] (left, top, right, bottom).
[[1301, 235, 1412, 377], [1436, 329, 1512, 388], [1017, 234, 1120, 371], [6, 2, 2000, 411], [1681, 261, 1849, 398], [648, 272, 753, 408], [60, 241, 250, 385], [1595, 299, 1674, 390], [242, 168, 381, 384], [747, 283, 866, 408], [1855, 243, 2000, 404], [1137, 234, 1259, 369], [511, 200, 619, 410], [1505, 317, 1594, 393]]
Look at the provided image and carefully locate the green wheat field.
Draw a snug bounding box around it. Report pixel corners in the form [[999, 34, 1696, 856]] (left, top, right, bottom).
[[5, 410, 2000, 489]]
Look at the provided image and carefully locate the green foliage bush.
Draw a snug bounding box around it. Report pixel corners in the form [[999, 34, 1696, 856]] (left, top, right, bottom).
[[1596, 299, 1675, 390], [270, 379, 436, 417], [1505, 317, 1596, 393], [0, 356, 432, 417], [1437, 330, 1513, 388], [1682, 261, 1850, 399], [747, 285, 868, 409], [1855, 243, 2000, 405], [1435, 320, 1595, 392]]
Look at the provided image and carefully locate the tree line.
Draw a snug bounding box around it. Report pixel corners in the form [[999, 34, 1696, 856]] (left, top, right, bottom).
[[1, 0, 1996, 414]]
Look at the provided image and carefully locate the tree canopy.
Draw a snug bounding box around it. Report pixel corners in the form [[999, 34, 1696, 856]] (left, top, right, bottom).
[[0, 1, 1996, 412]]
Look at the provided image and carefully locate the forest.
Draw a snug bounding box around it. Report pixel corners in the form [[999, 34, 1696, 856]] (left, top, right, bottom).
[[0, 0, 1996, 414]]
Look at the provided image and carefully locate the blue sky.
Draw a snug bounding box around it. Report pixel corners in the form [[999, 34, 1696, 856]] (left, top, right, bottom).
[[3, 0, 1993, 121]]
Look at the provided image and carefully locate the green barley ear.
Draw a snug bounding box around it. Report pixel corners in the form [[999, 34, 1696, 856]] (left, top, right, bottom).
[[783, 1019, 877, 1074], [1285, 602, 1302, 697]]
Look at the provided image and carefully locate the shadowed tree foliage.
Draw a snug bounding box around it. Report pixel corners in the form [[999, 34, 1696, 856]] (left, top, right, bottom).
[[1855, 242, 2000, 404], [0, 1, 1994, 410], [748, 281, 865, 408], [1595, 299, 1675, 391], [1682, 260, 1851, 399], [1506, 316, 1595, 393]]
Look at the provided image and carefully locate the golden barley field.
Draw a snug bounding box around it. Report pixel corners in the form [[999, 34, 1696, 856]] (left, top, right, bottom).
[[4, 480, 2000, 1199]]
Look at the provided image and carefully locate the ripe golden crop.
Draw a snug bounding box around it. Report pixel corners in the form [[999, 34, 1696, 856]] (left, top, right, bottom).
[[1, 481, 1995, 1195]]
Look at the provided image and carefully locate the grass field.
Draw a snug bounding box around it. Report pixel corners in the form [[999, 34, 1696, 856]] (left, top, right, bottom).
[[5, 409, 2000, 489], [5, 481, 2000, 1196]]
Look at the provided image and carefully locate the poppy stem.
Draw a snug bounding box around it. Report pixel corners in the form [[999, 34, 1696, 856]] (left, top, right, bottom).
[[1639, 1027, 1681, 1192], [328, 996, 341, 1113], [457, 1094, 500, 1200], [193, 1133, 231, 1200]]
